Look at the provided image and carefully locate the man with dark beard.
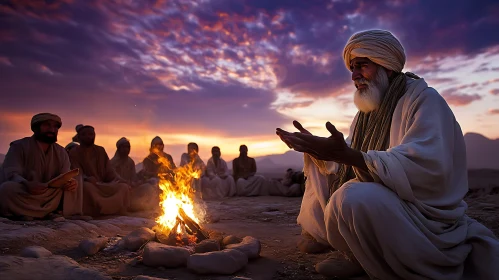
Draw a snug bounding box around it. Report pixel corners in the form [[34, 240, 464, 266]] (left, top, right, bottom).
[[276, 30, 499, 279], [0, 113, 82, 220], [69, 125, 130, 216]]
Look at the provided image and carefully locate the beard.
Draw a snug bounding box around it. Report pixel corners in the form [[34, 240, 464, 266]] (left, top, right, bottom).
[[34, 131, 57, 144], [353, 68, 390, 113]]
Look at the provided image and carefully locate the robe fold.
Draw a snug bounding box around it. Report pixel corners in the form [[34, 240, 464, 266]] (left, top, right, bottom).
[[201, 157, 236, 199], [110, 154, 158, 211], [300, 77, 499, 279], [0, 136, 82, 218], [70, 145, 130, 216]]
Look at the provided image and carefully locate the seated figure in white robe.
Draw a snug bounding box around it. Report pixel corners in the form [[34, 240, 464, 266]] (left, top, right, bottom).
[[180, 142, 206, 197], [201, 146, 236, 199], [276, 29, 499, 279], [233, 145, 267, 196], [266, 168, 304, 197]]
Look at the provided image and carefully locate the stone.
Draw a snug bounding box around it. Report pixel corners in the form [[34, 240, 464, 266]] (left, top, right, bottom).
[[142, 242, 190, 268], [124, 227, 156, 251], [222, 235, 242, 246], [20, 246, 53, 258], [0, 255, 111, 280], [79, 238, 108, 255], [226, 236, 261, 259], [53, 217, 65, 222], [194, 239, 220, 253], [232, 277, 253, 280], [134, 276, 169, 280], [187, 249, 248, 275]]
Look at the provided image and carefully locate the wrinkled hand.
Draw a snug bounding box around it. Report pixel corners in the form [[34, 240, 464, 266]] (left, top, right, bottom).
[[276, 121, 348, 162], [85, 176, 98, 184], [25, 181, 48, 195], [62, 178, 77, 192]]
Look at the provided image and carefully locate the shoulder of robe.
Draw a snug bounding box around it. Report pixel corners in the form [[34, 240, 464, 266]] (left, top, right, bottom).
[[128, 157, 136, 165], [9, 137, 31, 147]]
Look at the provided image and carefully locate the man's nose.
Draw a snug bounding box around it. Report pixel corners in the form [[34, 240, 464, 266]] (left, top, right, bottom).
[[351, 69, 362, 81]]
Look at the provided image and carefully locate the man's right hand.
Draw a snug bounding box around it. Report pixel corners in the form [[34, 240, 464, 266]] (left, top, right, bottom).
[[85, 176, 98, 184], [24, 181, 48, 195]]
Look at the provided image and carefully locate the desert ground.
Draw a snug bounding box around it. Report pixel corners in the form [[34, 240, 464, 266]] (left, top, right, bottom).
[[0, 171, 498, 280]]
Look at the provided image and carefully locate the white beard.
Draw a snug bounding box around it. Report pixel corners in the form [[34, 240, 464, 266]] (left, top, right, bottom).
[[353, 68, 390, 113]]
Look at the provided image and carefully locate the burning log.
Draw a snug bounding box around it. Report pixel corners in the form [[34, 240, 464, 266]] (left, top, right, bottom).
[[179, 208, 209, 242], [156, 218, 181, 246]]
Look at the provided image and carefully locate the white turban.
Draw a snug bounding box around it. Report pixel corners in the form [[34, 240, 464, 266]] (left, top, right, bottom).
[[343, 29, 406, 73]]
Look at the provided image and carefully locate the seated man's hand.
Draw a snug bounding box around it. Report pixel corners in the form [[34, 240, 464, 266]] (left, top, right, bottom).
[[85, 176, 98, 184], [62, 178, 77, 192], [25, 181, 48, 195]]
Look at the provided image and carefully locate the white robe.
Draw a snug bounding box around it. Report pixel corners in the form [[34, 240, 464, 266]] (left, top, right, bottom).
[[236, 175, 267, 196], [201, 157, 236, 199], [300, 77, 499, 279]]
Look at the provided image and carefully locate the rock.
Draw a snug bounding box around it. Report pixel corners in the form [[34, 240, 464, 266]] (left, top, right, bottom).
[[187, 249, 248, 275], [194, 239, 220, 253], [134, 276, 169, 280], [53, 217, 65, 222], [124, 227, 156, 251], [0, 255, 111, 280], [226, 236, 261, 259], [20, 246, 53, 258], [142, 242, 190, 268], [79, 238, 108, 255], [222, 235, 242, 246]]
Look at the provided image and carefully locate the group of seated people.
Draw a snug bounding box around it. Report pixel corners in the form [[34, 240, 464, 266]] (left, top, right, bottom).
[[0, 113, 304, 220]]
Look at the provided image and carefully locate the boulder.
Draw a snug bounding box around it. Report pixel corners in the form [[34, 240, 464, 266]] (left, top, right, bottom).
[[79, 237, 108, 255], [194, 239, 220, 253], [187, 249, 248, 275], [142, 242, 190, 268], [222, 235, 242, 246], [20, 246, 53, 258], [124, 227, 156, 251], [226, 236, 261, 259], [134, 276, 169, 280]]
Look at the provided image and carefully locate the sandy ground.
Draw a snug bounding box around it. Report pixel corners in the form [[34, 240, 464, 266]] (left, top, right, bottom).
[[0, 192, 498, 280]]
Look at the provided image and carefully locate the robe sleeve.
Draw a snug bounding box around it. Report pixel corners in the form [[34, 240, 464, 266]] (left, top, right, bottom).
[[102, 149, 118, 183], [222, 160, 229, 176], [250, 158, 257, 176], [206, 159, 215, 177], [362, 88, 464, 203], [2, 142, 28, 184], [180, 154, 189, 167], [232, 159, 239, 178]]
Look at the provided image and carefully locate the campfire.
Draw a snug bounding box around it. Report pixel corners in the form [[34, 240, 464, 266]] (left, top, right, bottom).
[[153, 159, 208, 246]]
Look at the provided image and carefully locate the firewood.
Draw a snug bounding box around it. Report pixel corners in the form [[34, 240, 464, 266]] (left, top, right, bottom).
[[178, 208, 208, 241]]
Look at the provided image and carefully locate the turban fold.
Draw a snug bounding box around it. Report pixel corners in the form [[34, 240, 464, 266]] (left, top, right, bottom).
[[75, 124, 83, 132], [76, 125, 94, 134], [151, 136, 163, 147], [31, 113, 62, 131], [116, 137, 130, 148], [343, 29, 406, 73], [65, 142, 79, 150]]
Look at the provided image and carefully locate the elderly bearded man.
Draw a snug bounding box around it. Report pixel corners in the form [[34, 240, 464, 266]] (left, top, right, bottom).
[[0, 113, 82, 220], [276, 30, 499, 279]]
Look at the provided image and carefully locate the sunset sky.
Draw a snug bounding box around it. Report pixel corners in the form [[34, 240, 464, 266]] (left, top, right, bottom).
[[1, 0, 499, 164]]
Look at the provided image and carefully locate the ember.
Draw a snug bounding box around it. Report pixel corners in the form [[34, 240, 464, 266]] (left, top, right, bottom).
[[154, 157, 207, 246]]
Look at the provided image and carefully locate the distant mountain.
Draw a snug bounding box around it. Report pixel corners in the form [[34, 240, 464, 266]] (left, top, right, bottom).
[[226, 150, 304, 172], [464, 133, 499, 170]]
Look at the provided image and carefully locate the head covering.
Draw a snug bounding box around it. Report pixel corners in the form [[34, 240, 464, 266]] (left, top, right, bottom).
[[76, 125, 94, 134], [343, 29, 406, 73], [65, 142, 79, 150], [116, 137, 130, 148], [75, 124, 83, 132], [151, 136, 163, 147], [30, 113, 62, 131]]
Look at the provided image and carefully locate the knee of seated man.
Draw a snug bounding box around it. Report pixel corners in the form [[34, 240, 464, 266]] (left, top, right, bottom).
[[0, 181, 25, 196], [330, 181, 392, 213]]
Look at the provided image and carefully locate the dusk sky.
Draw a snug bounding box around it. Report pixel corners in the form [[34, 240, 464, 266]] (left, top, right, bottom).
[[1, 0, 499, 164]]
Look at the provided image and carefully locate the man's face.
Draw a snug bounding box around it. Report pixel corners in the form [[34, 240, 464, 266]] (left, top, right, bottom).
[[34, 120, 59, 144], [152, 143, 164, 153], [118, 142, 131, 157], [212, 148, 221, 159], [350, 57, 390, 112], [79, 127, 96, 146], [239, 146, 248, 156], [188, 144, 198, 157]]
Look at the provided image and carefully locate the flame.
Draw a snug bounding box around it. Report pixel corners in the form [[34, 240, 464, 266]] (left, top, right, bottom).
[[154, 155, 205, 237]]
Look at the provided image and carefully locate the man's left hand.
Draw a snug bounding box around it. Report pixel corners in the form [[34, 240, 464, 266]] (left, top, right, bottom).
[[276, 121, 349, 163], [62, 178, 77, 192]]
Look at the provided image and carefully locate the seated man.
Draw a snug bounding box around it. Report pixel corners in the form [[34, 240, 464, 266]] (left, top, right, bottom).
[[0, 113, 81, 220], [71, 124, 83, 143], [266, 168, 304, 197], [139, 136, 176, 181], [276, 29, 499, 279], [201, 146, 236, 199], [64, 142, 79, 154], [110, 137, 158, 211], [233, 145, 267, 196], [180, 142, 206, 196], [69, 125, 130, 217]]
